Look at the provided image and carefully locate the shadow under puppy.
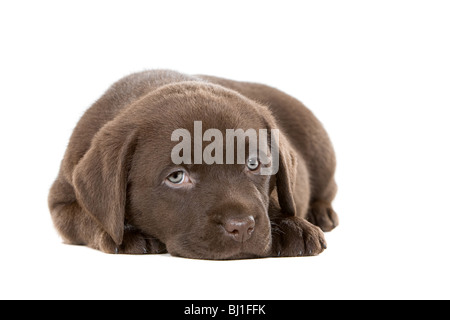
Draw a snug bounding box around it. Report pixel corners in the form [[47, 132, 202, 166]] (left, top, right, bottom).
[[48, 70, 339, 260]]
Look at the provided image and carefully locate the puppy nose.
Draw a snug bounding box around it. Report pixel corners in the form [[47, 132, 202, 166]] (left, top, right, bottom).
[[223, 216, 255, 243]]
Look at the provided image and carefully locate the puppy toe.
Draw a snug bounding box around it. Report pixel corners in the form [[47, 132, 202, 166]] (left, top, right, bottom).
[[96, 232, 119, 254], [145, 237, 167, 254], [121, 230, 167, 255], [303, 225, 327, 256]]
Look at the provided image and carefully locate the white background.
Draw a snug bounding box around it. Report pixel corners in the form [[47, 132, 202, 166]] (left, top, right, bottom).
[[1, 0, 449, 300]]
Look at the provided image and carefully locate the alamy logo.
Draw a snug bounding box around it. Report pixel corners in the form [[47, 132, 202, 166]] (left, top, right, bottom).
[[171, 121, 280, 175]]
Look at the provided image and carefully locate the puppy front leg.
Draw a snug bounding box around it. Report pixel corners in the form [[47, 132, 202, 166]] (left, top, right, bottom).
[[94, 226, 167, 255], [271, 216, 327, 257]]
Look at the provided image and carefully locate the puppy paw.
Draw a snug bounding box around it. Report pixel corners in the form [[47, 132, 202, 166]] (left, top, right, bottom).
[[271, 217, 327, 257], [306, 202, 339, 232], [96, 228, 167, 255]]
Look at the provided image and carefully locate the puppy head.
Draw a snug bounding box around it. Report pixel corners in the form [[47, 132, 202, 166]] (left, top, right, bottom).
[[73, 82, 297, 259]]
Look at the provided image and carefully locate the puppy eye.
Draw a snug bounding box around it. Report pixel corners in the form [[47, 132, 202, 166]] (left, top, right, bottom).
[[247, 157, 260, 171], [167, 171, 186, 184]]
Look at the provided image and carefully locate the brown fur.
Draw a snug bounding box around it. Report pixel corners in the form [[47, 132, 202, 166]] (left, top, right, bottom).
[[48, 70, 338, 259]]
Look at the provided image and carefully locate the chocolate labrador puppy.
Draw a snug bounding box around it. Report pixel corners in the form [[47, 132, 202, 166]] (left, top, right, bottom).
[[48, 70, 338, 259]]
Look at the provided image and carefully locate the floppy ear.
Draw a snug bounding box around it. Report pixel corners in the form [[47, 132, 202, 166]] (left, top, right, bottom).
[[275, 133, 298, 216], [260, 108, 298, 217], [72, 121, 139, 246]]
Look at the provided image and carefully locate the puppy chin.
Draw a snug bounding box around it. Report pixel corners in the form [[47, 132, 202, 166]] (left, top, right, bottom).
[[170, 249, 264, 261], [166, 236, 272, 261]]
